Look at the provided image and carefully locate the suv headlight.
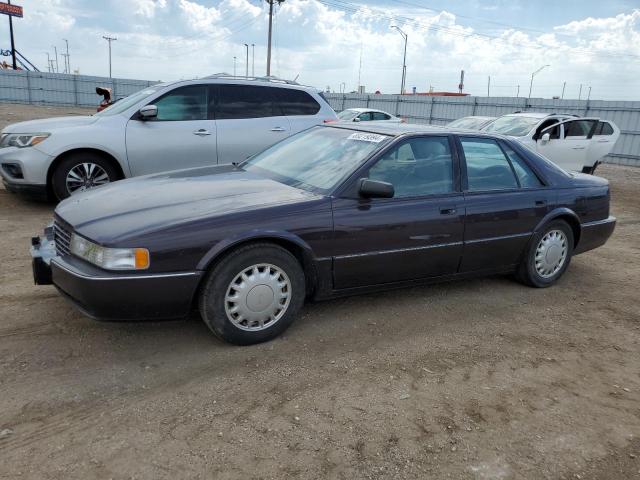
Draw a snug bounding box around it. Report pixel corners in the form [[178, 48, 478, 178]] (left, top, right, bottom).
[[70, 233, 150, 270], [0, 133, 50, 148]]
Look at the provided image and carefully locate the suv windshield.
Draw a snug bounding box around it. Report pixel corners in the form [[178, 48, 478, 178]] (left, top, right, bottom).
[[94, 85, 163, 116], [243, 127, 390, 194], [483, 116, 541, 137]]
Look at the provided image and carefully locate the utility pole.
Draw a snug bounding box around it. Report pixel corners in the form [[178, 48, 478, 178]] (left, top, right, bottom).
[[233, 56, 237, 76], [516, 85, 520, 97], [53, 45, 59, 73], [7, 0, 16, 70], [561, 81, 566, 99], [63, 38, 70, 73], [587, 86, 592, 101], [46, 52, 51, 72], [102, 36, 117, 78], [578, 84, 583, 100], [251, 43, 255, 77], [266, 0, 284, 76], [244, 43, 249, 77], [487, 76, 490, 97], [390, 25, 407, 94], [357, 41, 363, 92], [528, 64, 550, 99]]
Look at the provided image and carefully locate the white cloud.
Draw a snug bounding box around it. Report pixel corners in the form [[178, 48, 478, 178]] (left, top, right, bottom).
[[132, 0, 168, 18]]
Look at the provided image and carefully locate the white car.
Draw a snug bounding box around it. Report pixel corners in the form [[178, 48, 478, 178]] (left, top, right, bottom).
[[337, 108, 404, 123], [0, 75, 338, 200], [447, 116, 496, 130], [482, 112, 620, 173]]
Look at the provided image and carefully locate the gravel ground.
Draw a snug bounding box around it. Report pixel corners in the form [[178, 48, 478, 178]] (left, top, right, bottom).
[[0, 104, 639, 480]]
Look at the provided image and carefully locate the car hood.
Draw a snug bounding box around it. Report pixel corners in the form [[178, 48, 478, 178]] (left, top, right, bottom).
[[55, 165, 324, 244], [2, 115, 99, 133]]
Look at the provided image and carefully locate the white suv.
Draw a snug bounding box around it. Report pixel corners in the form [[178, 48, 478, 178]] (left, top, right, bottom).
[[0, 75, 338, 200], [482, 112, 620, 173]]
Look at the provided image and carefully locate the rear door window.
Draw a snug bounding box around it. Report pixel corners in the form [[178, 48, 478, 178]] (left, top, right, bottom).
[[271, 88, 321, 116], [594, 121, 614, 135], [461, 138, 518, 191], [358, 112, 373, 121], [372, 112, 391, 120], [502, 144, 543, 188], [214, 85, 276, 119]]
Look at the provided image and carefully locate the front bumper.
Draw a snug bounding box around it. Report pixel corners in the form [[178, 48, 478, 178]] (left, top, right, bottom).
[[31, 234, 203, 321], [0, 145, 53, 185], [574, 216, 616, 255]]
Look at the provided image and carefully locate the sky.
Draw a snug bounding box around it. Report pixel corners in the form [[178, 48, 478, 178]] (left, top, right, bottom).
[[2, 0, 640, 100]]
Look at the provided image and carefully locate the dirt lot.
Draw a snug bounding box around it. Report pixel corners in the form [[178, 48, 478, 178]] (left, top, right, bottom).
[[0, 104, 639, 480]]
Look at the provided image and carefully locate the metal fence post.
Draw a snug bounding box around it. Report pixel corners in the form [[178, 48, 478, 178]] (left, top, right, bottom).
[[428, 97, 434, 125], [471, 97, 477, 116], [73, 74, 78, 106], [25, 71, 31, 104]]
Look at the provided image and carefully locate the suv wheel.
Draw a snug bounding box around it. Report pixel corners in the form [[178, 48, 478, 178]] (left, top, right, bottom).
[[52, 152, 119, 200], [199, 243, 305, 345], [516, 220, 574, 288]]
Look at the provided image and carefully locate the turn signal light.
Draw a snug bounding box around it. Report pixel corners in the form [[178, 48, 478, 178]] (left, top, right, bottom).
[[135, 248, 150, 269]]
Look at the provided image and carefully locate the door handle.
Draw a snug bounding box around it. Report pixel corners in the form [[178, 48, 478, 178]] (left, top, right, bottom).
[[571, 146, 586, 150], [535, 200, 547, 206], [440, 207, 457, 215], [597, 139, 609, 143], [270, 127, 286, 132], [193, 129, 212, 136]]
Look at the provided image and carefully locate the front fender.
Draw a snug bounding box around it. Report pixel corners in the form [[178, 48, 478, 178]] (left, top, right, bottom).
[[195, 229, 317, 271]]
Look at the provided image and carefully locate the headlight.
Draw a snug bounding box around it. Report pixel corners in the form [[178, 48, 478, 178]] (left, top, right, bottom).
[[70, 233, 150, 270], [0, 133, 50, 148]]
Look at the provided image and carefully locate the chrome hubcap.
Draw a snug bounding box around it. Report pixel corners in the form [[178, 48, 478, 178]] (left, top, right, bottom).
[[66, 163, 110, 194], [535, 229, 568, 278], [224, 263, 291, 331]]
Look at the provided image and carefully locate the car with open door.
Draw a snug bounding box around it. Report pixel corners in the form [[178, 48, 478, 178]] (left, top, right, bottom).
[[30, 123, 615, 345], [482, 113, 619, 173]]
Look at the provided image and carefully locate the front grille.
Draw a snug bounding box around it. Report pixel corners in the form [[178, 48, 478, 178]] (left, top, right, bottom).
[[53, 219, 72, 256]]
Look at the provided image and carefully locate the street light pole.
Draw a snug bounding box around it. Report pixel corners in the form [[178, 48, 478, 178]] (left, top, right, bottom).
[[244, 43, 249, 78], [528, 64, 550, 99], [391, 25, 407, 94], [102, 36, 117, 78], [53, 45, 59, 73], [251, 43, 255, 77], [233, 56, 237, 77]]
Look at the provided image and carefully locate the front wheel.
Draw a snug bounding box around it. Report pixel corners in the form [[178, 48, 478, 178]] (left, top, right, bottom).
[[51, 152, 119, 201], [516, 220, 574, 288], [199, 243, 306, 345]]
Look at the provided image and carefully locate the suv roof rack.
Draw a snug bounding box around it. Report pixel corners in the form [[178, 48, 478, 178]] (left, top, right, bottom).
[[204, 73, 303, 86]]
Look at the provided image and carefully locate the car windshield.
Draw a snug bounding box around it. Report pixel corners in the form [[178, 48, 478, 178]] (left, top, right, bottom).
[[482, 116, 541, 137], [448, 117, 491, 130], [94, 85, 163, 116], [243, 127, 390, 194], [337, 109, 359, 121]]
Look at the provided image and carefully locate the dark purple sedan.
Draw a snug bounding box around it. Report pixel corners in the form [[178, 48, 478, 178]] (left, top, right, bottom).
[[31, 123, 616, 345]]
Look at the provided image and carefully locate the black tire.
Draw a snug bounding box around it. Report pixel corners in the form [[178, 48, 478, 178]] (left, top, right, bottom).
[[516, 220, 574, 288], [51, 152, 119, 201], [198, 243, 305, 345]]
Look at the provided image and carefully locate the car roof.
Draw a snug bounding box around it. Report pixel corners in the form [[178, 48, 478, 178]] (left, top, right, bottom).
[[502, 112, 561, 119], [327, 122, 509, 139], [159, 76, 320, 92]]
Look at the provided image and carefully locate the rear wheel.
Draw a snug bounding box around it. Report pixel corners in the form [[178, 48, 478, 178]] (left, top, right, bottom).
[[516, 220, 574, 288], [199, 243, 305, 345], [51, 152, 119, 200]]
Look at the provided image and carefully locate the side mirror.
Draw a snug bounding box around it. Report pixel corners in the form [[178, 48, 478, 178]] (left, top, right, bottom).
[[353, 117, 361, 122], [139, 104, 158, 120], [540, 132, 551, 144], [359, 178, 394, 199]]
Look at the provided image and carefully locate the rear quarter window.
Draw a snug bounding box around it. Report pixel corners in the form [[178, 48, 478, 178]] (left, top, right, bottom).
[[272, 88, 321, 116]]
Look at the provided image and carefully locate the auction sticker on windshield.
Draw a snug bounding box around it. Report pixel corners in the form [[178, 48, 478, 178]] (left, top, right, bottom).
[[347, 132, 387, 143]]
